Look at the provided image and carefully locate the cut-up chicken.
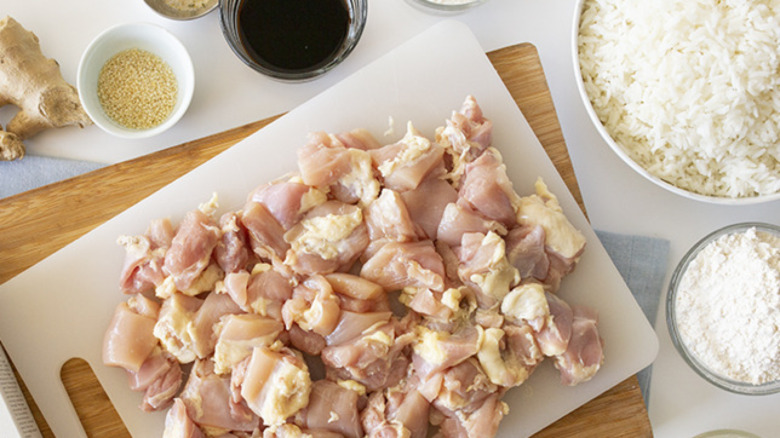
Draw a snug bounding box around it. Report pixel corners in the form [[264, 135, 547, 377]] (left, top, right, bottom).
[[103, 95, 604, 438]]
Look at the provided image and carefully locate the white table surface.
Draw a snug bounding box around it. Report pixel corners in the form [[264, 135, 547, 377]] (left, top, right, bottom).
[[1, 0, 778, 437]]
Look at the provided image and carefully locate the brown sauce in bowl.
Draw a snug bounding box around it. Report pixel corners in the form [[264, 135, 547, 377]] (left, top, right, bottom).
[[237, 0, 350, 73]]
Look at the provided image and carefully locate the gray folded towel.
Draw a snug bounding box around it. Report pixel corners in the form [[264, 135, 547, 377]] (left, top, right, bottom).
[[596, 229, 670, 406]]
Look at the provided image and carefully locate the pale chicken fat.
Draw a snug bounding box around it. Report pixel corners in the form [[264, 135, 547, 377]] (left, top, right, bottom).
[[286, 207, 363, 260], [460, 231, 520, 303], [501, 283, 549, 328], [338, 148, 381, 206], [153, 293, 203, 364], [239, 346, 312, 427], [516, 178, 586, 260], [377, 122, 433, 176], [212, 314, 283, 374], [476, 327, 531, 387]]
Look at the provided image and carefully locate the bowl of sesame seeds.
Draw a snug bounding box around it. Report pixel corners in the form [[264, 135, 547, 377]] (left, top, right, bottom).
[[77, 22, 194, 139]]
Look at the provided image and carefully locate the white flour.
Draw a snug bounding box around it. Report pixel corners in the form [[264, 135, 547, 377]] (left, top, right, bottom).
[[675, 227, 780, 384]]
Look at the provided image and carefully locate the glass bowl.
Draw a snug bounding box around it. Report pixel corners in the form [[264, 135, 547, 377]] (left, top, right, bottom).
[[405, 0, 489, 13], [219, 0, 367, 81], [693, 430, 762, 438], [143, 0, 218, 20], [667, 222, 780, 395]]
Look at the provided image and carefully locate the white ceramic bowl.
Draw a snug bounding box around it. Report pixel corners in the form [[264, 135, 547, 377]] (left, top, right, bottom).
[[571, 0, 780, 206], [77, 22, 194, 139]]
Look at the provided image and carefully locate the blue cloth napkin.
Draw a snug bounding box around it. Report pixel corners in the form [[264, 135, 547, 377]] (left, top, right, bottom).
[[0, 155, 105, 198], [596, 229, 670, 406]]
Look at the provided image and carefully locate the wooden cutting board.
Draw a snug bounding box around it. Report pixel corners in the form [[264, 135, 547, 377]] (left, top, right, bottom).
[[0, 43, 652, 437]]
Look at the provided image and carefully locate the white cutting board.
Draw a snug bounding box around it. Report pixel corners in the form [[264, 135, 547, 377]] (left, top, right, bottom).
[[0, 20, 658, 437]]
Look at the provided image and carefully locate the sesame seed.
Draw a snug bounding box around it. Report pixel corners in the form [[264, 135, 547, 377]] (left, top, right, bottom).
[[97, 48, 178, 130]]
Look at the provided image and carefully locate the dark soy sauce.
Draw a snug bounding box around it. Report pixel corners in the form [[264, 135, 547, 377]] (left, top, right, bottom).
[[238, 0, 350, 73]]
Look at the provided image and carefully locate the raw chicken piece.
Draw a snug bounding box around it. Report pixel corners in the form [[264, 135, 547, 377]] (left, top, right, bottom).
[[148, 218, 176, 249], [504, 225, 550, 281], [223, 264, 294, 321], [325, 310, 393, 346], [322, 319, 413, 392], [370, 122, 446, 192], [129, 347, 183, 412], [180, 359, 259, 432], [475, 325, 540, 388], [361, 377, 430, 438], [262, 423, 343, 438], [191, 292, 243, 359], [516, 178, 586, 265], [535, 292, 574, 357], [163, 209, 222, 292], [117, 218, 173, 295], [298, 132, 352, 187], [360, 241, 446, 292], [214, 212, 252, 274], [411, 325, 481, 379], [294, 379, 364, 438], [435, 203, 507, 248], [103, 298, 159, 372], [457, 148, 520, 228], [331, 147, 381, 206], [250, 180, 325, 230], [324, 273, 383, 300], [364, 188, 421, 247], [284, 201, 369, 275], [427, 358, 499, 414], [425, 358, 507, 438], [297, 132, 380, 206], [500, 283, 549, 331], [434, 392, 506, 438], [117, 234, 166, 295], [456, 232, 520, 309], [503, 322, 543, 378], [163, 398, 205, 438], [400, 177, 458, 241], [287, 323, 327, 356], [435, 95, 493, 185], [213, 314, 284, 374], [282, 275, 341, 337], [554, 305, 604, 386], [234, 346, 311, 427], [402, 287, 461, 322], [241, 200, 290, 260], [336, 128, 382, 151], [153, 293, 204, 364]]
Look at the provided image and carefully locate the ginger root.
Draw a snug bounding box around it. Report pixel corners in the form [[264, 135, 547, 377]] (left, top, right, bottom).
[[0, 16, 92, 161]]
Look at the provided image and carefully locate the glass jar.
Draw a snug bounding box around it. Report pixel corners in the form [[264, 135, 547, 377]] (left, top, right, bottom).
[[219, 0, 367, 81]]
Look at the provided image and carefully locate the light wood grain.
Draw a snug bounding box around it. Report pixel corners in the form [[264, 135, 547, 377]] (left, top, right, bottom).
[[0, 43, 651, 437]]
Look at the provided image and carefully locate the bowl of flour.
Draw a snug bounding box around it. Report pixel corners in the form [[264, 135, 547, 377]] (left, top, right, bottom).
[[667, 222, 780, 394]]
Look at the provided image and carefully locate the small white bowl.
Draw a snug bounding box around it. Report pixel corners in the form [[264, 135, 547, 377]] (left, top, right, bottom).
[[571, 0, 780, 205], [77, 22, 194, 139]]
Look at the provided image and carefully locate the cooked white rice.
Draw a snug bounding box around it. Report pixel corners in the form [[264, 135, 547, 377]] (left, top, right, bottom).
[[578, 0, 780, 198]]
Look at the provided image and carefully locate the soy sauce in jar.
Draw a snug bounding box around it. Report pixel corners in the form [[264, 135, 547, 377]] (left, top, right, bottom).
[[237, 0, 350, 73]]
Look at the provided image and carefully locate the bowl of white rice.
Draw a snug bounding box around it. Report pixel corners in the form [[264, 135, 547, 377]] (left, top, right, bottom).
[[573, 0, 780, 204]]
